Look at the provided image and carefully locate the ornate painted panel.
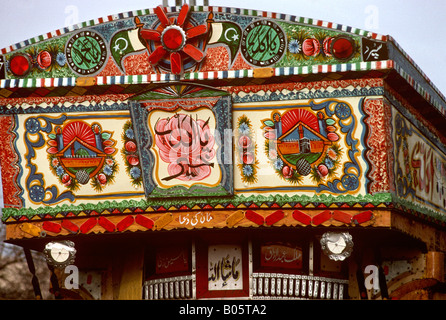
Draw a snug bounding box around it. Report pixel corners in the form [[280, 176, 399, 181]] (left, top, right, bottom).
[[393, 108, 446, 218], [130, 83, 233, 198], [0, 86, 234, 210], [196, 240, 250, 299], [155, 245, 190, 275], [0, 4, 388, 80], [259, 242, 303, 270], [208, 244, 243, 291], [233, 96, 369, 196], [8, 107, 145, 209], [0, 78, 399, 225]]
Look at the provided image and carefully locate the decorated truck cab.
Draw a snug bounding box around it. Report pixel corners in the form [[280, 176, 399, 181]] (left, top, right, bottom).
[[1, 3, 445, 300]]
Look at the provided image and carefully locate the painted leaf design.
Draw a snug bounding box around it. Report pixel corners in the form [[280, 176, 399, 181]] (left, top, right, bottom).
[[263, 120, 275, 127], [104, 147, 116, 155], [47, 140, 58, 147], [47, 147, 58, 154], [102, 132, 112, 140], [103, 140, 115, 147]]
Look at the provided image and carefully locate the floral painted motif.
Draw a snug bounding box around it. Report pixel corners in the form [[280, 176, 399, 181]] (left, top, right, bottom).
[[154, 113, 216, 182], [0, 116, 22, 208], [122, 121, 143, 187], [277, 22, 360, 67], [363, 98, 394, 194], [236, 115, 258, 184]]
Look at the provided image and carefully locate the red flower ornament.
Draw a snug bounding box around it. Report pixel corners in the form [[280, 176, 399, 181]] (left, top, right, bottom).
[[141, 4, 208, 75]]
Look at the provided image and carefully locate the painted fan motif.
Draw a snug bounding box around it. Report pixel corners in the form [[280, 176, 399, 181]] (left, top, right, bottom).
[[281, 109, 320, 134], [62, 121, 97, 148], [151, 84, 207, 98], [141, 4, 208, 74]]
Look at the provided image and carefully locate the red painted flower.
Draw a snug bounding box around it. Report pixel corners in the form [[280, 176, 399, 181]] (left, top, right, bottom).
[[141, 4, 208, 74]]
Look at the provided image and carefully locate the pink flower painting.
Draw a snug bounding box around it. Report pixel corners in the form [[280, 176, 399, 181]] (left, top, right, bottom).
[[154, 113, 216, 182]]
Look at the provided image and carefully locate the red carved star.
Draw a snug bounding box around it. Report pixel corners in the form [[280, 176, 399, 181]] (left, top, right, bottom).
[[140, 4, 207, 75]]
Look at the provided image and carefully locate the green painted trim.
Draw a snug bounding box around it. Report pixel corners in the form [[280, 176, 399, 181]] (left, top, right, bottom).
[[1, 192, 393, 222]]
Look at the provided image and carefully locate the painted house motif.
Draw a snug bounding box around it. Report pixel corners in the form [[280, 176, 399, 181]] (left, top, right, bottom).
[[47, 121, 118, 191], [263, 106, 344, 184], [275, 110, 334, 167]]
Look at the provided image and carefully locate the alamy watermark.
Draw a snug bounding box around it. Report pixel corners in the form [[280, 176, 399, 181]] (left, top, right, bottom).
[[364, 265, 380, 290], [64, 264, 79, 290], [65, 5, 79, 27], [364, 5, 379, 30]]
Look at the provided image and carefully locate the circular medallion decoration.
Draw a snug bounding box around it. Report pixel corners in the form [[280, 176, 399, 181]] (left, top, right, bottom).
[[241, 20, 286, 67], [320, 232, 353, 261], [161, 25, 187, 52], [65, 30, 108, 75], [43, 240, 76, 268], [331, 36, 356, 61], [9, 53, 33, 77]]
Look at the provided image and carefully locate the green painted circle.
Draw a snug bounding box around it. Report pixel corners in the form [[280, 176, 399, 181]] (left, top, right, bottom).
[[66, 31, 107, 75], [241, 20, 286, 67]]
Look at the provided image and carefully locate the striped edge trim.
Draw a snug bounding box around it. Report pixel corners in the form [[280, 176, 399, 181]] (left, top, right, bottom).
[[1, 59, 444, 117], [0, 5, 386, 55], [388, 36, 446, 106], [0, 60, 393, 89], [392, 61, 446, 117], [0, 77, 76, 89]]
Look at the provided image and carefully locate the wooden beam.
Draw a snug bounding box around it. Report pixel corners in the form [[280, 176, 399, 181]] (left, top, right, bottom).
[[426, 251, 445, 281], [390, 212, 446, 252], [4, 209, 392, 241], [114, 245, 144, 300]]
